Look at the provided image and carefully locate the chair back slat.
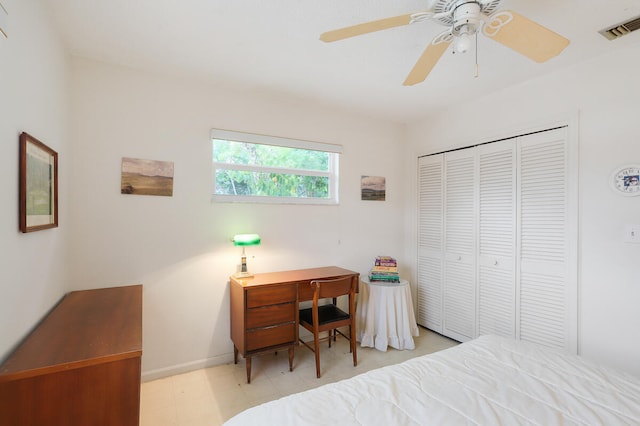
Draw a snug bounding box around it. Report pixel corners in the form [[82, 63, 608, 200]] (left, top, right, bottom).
[[312, 277, 354, 299]]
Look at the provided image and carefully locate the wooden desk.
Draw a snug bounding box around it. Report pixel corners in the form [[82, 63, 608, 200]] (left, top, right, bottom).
[[0, 285, 142, 426], [230, 266, 359, 383]]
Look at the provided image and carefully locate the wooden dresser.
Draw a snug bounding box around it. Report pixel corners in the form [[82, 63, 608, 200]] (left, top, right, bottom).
[[230, 266, 359, 383], [0, 285, 143, 426]]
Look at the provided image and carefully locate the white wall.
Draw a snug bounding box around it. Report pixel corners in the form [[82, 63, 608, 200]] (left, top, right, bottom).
[[67, 58, 406, 379], [404, 43, 640, 377], [6, 0, 638, 384], [0, 0, 69, 362]]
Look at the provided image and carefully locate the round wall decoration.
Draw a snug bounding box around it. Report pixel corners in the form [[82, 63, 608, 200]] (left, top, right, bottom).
[[611, 165, 640, 196]]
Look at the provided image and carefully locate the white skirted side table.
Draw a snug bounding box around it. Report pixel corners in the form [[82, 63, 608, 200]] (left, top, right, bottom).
[[356, 277, 419, 351]]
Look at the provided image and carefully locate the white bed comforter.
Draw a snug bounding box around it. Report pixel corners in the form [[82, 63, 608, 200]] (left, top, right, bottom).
[[224, 335, 640, 425]]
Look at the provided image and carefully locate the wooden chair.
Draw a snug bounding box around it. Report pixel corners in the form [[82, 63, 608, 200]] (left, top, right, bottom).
[[298, 276, 358, 378]]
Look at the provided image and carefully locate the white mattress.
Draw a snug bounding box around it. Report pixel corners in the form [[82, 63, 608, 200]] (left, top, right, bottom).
[[224, 335, 640, 425]]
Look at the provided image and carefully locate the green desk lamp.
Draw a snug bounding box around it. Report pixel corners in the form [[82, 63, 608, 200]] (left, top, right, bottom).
[[232, 234, 261, 278]]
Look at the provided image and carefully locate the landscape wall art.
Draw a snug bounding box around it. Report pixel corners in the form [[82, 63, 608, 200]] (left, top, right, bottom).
[[121, 157, 174, 196]]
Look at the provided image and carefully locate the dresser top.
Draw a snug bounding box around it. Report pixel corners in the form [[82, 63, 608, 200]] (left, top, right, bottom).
[[0, 285, 142, 381]]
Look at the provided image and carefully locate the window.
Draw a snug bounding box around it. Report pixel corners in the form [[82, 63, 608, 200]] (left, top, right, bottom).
[[212, 129, 341, 204]]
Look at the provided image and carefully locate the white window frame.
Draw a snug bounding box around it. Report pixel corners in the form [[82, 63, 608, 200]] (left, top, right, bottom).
[[211, 129, 341, 205]]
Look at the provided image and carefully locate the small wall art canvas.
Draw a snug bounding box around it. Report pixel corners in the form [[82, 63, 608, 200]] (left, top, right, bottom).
[[361, 175, 386, 201], [121, 157, 174, 196]]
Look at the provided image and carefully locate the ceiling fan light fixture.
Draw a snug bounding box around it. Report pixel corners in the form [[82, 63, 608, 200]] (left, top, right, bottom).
[[450, 1, 482, 54], [454, 32, 472, 53]]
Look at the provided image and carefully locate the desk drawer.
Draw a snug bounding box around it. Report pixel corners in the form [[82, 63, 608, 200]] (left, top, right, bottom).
[[246, 323, 295, 351], [247, 285, 296, 308], [247, 303, 295, 329]]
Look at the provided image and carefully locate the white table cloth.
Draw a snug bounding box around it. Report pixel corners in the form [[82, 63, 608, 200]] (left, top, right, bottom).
[[356, 278, 419, 351]]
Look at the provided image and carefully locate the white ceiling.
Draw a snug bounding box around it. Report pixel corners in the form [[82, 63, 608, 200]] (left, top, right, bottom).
[[44, 0, 640, 124]]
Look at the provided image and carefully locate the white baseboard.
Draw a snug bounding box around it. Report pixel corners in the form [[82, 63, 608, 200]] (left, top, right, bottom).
[[142, 352, 235, 382]]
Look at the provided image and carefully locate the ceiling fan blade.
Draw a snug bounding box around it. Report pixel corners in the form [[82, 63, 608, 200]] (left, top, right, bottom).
[[483, 10, 570, 63], [403, 37, 451, 86], [320, 13, 417, 42]]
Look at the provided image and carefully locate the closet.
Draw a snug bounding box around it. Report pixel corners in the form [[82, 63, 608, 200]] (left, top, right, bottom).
[[417, 127, 577, 352]]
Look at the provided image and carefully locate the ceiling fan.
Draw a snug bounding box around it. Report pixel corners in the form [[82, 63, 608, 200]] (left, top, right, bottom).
[[320, 0, 570, 86]]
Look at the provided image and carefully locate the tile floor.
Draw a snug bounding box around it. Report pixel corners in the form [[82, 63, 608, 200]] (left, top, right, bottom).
[[140, 328, 459, 426]]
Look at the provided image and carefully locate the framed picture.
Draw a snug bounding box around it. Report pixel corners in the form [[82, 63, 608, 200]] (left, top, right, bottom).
[[19, 132, 58, 232], [121, 157, 174, 196], [361, 175, 386, 201]]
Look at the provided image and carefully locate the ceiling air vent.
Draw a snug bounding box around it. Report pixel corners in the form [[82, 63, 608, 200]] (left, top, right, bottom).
[[599, 15, 640, 40]]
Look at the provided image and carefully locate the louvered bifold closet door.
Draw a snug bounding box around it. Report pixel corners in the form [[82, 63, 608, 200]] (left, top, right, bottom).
[[517, 128, 571, 350], [443, 148, 477, 342], [417, 155, 444, 332], [477, 140, 516, 338]]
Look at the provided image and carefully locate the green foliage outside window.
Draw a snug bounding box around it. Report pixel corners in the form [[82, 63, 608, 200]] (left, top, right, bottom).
[[214, 140, 331, 198]]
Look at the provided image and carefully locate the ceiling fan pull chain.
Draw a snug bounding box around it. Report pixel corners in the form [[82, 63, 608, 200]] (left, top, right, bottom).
[[474, 31, 479, 78]]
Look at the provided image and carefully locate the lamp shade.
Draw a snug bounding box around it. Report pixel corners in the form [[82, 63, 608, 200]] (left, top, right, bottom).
[[232, 234, 261, 246]]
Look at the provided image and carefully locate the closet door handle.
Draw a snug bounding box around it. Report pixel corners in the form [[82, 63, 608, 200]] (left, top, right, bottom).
[[457, 256, 462, 261], [494, 260, 499, 266]]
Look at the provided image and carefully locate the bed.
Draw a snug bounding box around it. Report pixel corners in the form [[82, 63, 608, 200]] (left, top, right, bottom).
[[224, 335, 640, 425]]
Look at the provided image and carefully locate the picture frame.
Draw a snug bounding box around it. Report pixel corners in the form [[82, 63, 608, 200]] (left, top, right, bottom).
[[121, 157, 174, 196], [361, 175, 386, 201], [19, 132, 58, 232]]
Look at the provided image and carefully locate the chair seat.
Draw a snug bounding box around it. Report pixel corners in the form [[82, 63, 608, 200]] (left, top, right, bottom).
[[300, 304, 349, 326]]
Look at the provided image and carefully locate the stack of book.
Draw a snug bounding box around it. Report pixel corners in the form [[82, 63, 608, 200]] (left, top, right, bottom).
[[369, 256, 400, 283]]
